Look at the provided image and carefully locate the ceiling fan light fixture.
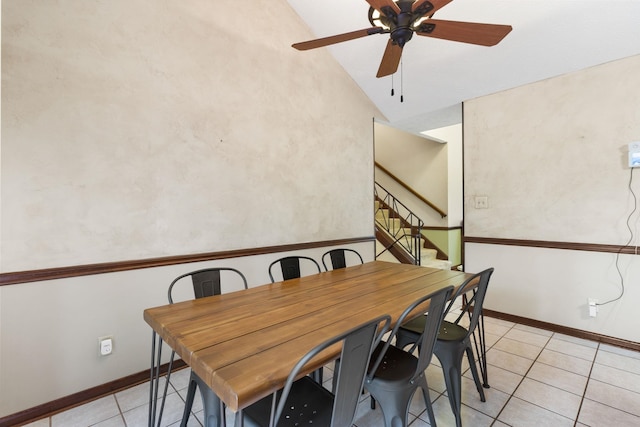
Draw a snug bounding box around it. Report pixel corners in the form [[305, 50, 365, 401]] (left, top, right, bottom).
[[412, 16, 428, 29], [368, 7, 391, 30]]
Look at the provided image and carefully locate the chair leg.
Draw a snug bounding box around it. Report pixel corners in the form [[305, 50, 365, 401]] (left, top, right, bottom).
[[311, 366, 323, 384], [332, 360, 339, 392], [180, 375, 198, 427], [465, 346, 486, 402], [475, 312, 490, 389], [417, 376, 437, 427], [436, 347, 465, 427], [235, 410, 244, 427], [366, 387, 414, 427], [192, 372, 225, 427]]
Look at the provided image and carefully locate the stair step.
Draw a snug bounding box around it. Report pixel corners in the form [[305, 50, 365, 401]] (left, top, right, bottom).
[[375, 199, 451, 267], [422, 248, 437, 260], [402, 227, 414, 237], [376, 215, 402, 229], [375, 211, 388, 221], [421, 259, 452, 270], [375, 207, 389, 219], [376, 233, 448, 268]]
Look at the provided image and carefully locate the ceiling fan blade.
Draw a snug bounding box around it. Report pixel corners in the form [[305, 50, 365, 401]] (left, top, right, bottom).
[[412, 0, 453, 15], [416, 19, 512, 46], [292, 27, 384, 50], [366, 0, 401, 15], [376, 39, 403, 78]]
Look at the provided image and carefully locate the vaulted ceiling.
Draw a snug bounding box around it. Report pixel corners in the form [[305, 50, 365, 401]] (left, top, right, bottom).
[[287, 0, 640, 134]]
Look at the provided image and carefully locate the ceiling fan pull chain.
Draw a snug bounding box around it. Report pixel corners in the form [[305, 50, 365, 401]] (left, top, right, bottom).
[[391, 74, 395, 97], [400, 59, 404, 103]]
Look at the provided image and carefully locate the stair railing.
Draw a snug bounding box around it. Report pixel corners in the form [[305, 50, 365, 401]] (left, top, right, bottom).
[[375, 161, 447, 218], [375, 182, 423, 264]]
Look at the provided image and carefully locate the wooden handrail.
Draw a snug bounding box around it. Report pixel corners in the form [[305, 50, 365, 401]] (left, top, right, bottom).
[[375, 161, 447, 218]]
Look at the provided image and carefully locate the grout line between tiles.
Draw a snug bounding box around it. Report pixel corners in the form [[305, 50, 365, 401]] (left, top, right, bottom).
[[572, 341, 600, 427], [490, 327, 552, 426]]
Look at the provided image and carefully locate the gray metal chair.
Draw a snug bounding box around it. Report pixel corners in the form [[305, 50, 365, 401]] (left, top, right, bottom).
[[321, 248, 364, 271], [322, 248, 365, 391], [237, 314, 391, 427], [268, 255, 324, 383], [364, 285, 454, 427], [268, 255, 321, 282], [164, 267, 248, 427], [394, 268, 494, 427]]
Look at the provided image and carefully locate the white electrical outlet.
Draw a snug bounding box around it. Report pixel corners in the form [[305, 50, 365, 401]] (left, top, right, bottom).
[[588, 298, 598, 318], [99, 336, 113, 356]]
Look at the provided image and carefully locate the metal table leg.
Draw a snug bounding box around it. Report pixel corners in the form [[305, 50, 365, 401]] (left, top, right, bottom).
[[149, 331, 224, 427], [148, 331, 162, 427], [149, 331, 179, 427]]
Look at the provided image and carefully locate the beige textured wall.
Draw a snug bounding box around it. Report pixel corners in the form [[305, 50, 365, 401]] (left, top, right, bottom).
[[1, 0, 381, 273], [0, 0, 382, 416], [464, 55, 640, 342], [465, 55, 640, 244], [423, 123, 463, 227]]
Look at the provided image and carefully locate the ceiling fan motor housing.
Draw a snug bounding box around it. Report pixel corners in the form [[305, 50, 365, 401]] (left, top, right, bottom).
[[386, 0, 435, 47], [391, 26, 413, 47]]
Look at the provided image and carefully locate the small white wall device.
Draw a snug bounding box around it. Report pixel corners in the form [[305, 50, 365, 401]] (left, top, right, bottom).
[[629, 141, 640, 168]]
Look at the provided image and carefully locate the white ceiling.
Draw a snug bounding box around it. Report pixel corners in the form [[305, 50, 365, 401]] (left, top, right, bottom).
[[287, 0, 640, 134]]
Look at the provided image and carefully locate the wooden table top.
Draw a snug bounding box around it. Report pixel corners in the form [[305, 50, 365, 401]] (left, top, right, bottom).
[[143, 260, 471, 411]]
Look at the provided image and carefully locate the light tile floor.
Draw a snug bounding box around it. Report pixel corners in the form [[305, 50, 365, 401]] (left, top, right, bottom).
[[24, 316, 640, 427]]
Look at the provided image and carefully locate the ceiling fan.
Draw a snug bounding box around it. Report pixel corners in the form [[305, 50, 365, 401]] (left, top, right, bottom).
[[292, 0, 512, 78]]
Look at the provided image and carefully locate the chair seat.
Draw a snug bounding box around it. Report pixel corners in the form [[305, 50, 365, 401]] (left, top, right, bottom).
[[401, 316, 468, 339], [399, 315, 425, 334], [437, 321, 468, 342], [368, 343, 418, 383], [243, 376, 334, 427]]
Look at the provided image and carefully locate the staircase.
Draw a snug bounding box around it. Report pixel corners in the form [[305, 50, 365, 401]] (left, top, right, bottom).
[[375, 197, 451, 270]]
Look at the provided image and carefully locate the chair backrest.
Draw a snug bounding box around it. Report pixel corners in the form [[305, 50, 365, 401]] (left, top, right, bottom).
[[321, 248, 364, 271], [167, 267, 248, 304], [268, 256, 321, 283], [444, 267, 494, 340], [271, 314, 391, 427], [368, 285, 454, 384]]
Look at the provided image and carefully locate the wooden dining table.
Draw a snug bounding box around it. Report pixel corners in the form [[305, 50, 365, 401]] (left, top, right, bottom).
[[144, 260, 472, 427]]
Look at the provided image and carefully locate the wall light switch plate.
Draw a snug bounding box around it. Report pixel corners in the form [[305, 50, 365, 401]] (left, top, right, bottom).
[[474, 196, 488, 209]]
